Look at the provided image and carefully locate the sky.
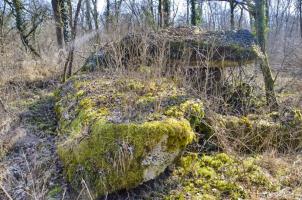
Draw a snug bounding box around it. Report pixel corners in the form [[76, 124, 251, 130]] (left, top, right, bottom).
[[96, 0, 296, 15], [97, 0, 189, 15]]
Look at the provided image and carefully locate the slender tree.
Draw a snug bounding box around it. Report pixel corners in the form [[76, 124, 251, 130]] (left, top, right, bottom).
[[85, 0, 93, 30], [63, 0, 83, 81], [113, 0, 123, 23], [143, 0, 155, 27], [199, 0, 203, 25], [91, 0, 99, 30], [148, 0, 154, 22], [105, 0, 110, 30], [163, 0, 170, 27], [149, 0, 154, 17], [299, 0, 302, 38], [190, 0, 201, 26], [51, 0, 64, 48], [61, 0, 72, 44], [255, 0, 278, 110], [187, 0, 190, 24], [11, 0, 40, 57], [191, 0, 197, 25], [0, 1, 7, 47], [158, 0, 170, 27], [229, 0, 236, 30], [158, 0, 163, 27], [238, 6, 243, 28]]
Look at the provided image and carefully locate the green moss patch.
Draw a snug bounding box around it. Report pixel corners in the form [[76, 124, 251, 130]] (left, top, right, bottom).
[[55, 74, 203, 197], [164, 153, 276, 200], [25, 94, 57, 135], [58, 118, 194, 197]]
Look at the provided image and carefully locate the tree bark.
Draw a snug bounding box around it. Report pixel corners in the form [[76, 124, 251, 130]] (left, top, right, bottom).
[[187, 0, 190, 25], [85, 0, 93, 30], [113, 0, 122, 23], [0, 2, 6, 48], [149, 0, 154, 19], [191, 0, 197, 25], [158, 0, 163, 27], [61, 0, 72, 44], [163, 0, 170, 27], [91, 0, 99, 30], [51, 0, 64, 48], [198, 0, 203, 25], [63, 0, 83, 81], [255, 0, 278, 110], [105, 0, 110, 30], [230, 0, 235, 30], [12, 0, 40, 57], [238, 6, 243, 28], [299, 0, 302, 38], [158, 0, 170, 28]]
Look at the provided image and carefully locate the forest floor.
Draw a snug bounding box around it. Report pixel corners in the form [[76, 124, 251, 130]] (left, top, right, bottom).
[[0, 64, 301, 199], [0, 79, 71, 200]]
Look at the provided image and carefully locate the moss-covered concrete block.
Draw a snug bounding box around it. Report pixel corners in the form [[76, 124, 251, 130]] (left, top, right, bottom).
[[55, 74, 203, 197], [82, 28, 258, 72]]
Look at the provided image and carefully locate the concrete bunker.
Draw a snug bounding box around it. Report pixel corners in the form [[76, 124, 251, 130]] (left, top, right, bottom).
[[83, 27, 258, 92]]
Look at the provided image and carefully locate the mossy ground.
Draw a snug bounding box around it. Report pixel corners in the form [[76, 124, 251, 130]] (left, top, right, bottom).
[[104, 151, 302, 200], [24, 93, 57, 135], [164, 153, 276, 200]]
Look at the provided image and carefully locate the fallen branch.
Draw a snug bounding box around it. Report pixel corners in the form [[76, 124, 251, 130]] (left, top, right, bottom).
[[0, 183, 13, 200]]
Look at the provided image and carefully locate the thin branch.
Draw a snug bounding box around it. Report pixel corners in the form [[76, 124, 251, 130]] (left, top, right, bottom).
[[0, 184, 13, 200]]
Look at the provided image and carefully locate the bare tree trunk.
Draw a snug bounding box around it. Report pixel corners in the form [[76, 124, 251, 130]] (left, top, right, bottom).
[[299, 0, 302, 38], [230, 0, 235, 30], [163, 0, 170, 27], [51, 0, 64, 48], [158, 0, 163, 27], [63, 0, 83, 81], [0, 1, 6, 49], [91, 0, 100, 42], [199, 0, 203, 25], [143, 0, 155, 27], [187, 0, 190, 25], [68, 0, 73, 29], [191, 0, 201, 26], [114, 0, 122, 24], [79, 5, 85, 29], [238, 6, 243, 28], [249, 11, 254, 31], [158, 0, 170, 28], [255, 0, 278, 110], [61, 0, 72, 44], [91, 0, 99, 30], [208, 2, 215, 30], [274, 0, 280, 36], [12, 0, 40, 57], [191, 0, 198, 26], [85, 0, 93, 30], [149, 0, 154, 19], [105, 0, 110, 30], [265, 0, 269, 27]]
